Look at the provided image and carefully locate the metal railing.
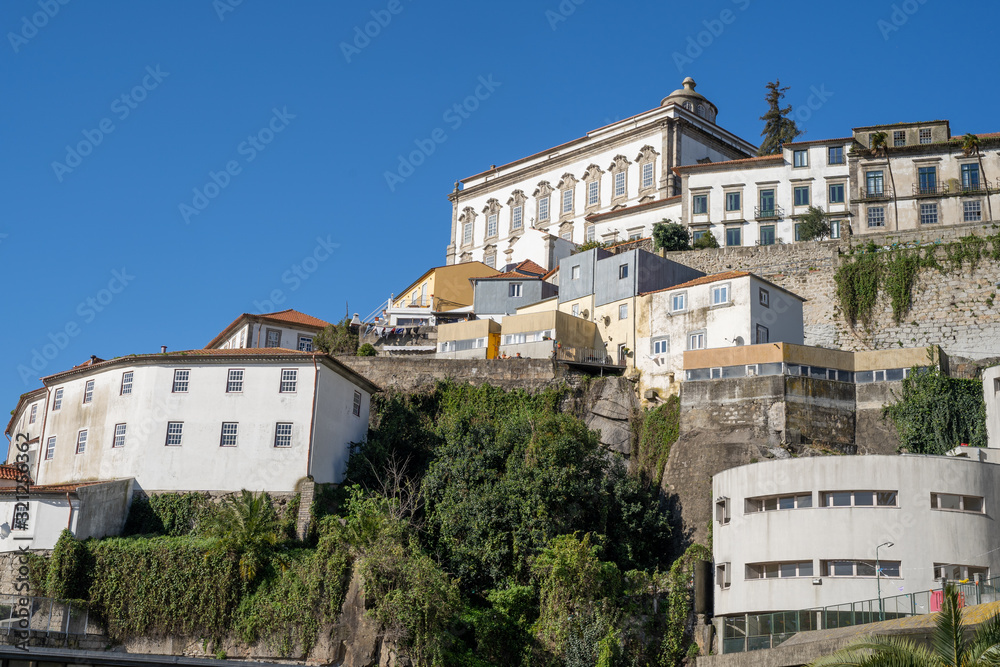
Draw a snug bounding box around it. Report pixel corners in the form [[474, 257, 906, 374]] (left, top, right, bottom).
[[722, 576, 1000, 654], [556, 346, 623, 366], [0, 595, 98, 642], [859, 187, 893, 201], [954, 181, 991, 194], [754, 205, 784, 219], [913, 183, 950, 196], [361, 298, 392, 325]]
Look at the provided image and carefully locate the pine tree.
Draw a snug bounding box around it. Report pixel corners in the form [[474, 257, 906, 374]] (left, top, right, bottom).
[[757, 80, 802, 156]]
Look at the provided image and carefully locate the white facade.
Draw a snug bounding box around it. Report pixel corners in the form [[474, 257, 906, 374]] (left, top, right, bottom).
[[986, 366, 1000, 448], [29, 350, 377, 493], [584, 197, 682, 245], [636, 273, 804, 395], [446, 78, 756, 269], [206, 310, 330, 351], [713, 454, 1000, 618], [676, 138, 851, 247]]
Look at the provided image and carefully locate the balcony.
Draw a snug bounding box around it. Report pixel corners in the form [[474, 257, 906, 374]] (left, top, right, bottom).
[[954, 181, 991, 195], [754, 204, 784, 220], [858, 187, 893, 201], [913, 183, 949, 197], [555, 346, 625, 371]]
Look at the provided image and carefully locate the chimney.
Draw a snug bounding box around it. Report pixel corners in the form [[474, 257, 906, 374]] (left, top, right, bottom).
[[90, 355, 98, 364], [160, 346, 167, 354]]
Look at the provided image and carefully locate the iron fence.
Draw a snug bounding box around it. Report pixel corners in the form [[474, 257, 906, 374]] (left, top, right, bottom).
[[0, 595, 98, 641]]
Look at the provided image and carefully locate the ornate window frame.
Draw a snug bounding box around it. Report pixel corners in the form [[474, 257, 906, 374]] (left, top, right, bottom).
[[507, 190, 527, 233], [533, 181, 554, 227], [635, 145, 659, 197], [582, 164, 604, 213], [557, 173, 578, 220], [608, 155, 631, 205], [483, 198, 501, 241], [459, 207, 476, 247]]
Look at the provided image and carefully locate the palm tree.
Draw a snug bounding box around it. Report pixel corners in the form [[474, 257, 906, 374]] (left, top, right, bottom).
[[869, 131, 899, 230], [201, 489, 284, 582], [962, 133, 993, 222], [808, 585, 1000, 667]]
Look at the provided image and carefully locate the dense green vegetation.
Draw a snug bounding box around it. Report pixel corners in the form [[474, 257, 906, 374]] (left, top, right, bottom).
[[33, 381, 701, 666]]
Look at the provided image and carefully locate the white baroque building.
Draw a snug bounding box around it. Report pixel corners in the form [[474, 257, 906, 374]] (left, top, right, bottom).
[[713, 453, 1000, 624], [445, 78, 756, 269]]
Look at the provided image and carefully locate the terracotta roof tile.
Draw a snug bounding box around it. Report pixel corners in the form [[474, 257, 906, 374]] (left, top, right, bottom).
[[0, 481, 105, 495], [0, 464, 30, 482], [641, 271, 751, 295], [474, 259, 548, 281], [673, 154, 784, 173], [513, 259, 547, 276], [205, 309, 330, 349]]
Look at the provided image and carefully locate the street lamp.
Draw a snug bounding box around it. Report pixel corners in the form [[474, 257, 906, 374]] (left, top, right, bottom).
[[876, 541, 894, 621]]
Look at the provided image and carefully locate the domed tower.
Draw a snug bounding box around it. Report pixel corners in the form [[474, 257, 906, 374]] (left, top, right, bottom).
[[661, 77, 718, 124]]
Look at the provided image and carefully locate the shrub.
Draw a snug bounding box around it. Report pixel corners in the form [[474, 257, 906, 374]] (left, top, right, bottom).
[[692, 233, 720, 249], [357, 343, 377, 357], [652, 220, 690, 252]]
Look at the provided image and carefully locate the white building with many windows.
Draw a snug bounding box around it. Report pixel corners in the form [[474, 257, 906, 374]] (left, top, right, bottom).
[[445, 78, 756, 269], [205, 309, 330, 351]]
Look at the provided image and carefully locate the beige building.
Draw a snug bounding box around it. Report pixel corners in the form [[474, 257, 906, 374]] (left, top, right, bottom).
[[499, 310, 599, 360], [436, 319, 501, 359], [849, 121, 999, 235]]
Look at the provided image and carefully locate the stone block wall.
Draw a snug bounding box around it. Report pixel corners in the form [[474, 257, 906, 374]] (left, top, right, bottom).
[[337, 356, 565, 394]]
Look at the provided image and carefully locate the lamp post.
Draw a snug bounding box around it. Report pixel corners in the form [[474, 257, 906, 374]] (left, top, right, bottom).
[[876, 541, 894, 621]]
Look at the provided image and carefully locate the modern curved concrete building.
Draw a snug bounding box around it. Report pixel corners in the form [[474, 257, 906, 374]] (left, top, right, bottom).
[[712, 452, 1000, 621]]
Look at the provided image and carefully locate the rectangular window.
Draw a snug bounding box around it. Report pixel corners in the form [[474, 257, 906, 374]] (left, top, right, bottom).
[[618, 263, 629, 279], [931, 493, 984, 513], [867, 207, 885, 227], [485, 254, 496, 268], [672, 293, 686, 312], [45, 436, 56, 460], [964, 200, 982, 222], [113, 423, 127, 448], [717, 563, 731, 589], [297, 336, 313, 352], [172, 369, 190, 393], [571, 304, 579, 317], [29, 404, 37, 424], [75, 429, 87, 454], [893, 130, 906, 147], [571, 265, 580, 280], [794, 186, 810, 207], [509, 283, 522, 298], [726, 192, 741, 211], [487, 213, 498, 237], [53, 388, 64, 410], [918, 166, 937, 194], [830, 220, 841, 239], [712, 285, 729, 305], [759, 288, 770, 307], [618, 303, 628, 320], [725, 227, 741, 247], [823, 560, 901, 578], [821, 490, 898, 507], [866, 170, 884, 195], [463, 221, 473, 244], [759, 225, 775, 246], [961, 163, 980, 189], [920, 203, 938, 225], [692, 194, 708, 214], [756, 324, 769, 344], [652, 337, 669, 355], [587, 180, 599, 206], [793, 149, 808, 167], [688, 332, 705, 350], [561, 230, 573, 241], [353, 391, 362, 417], [614, 171, 626, 197], [239, 330, 245, 348], [747, 561, 813, 579], [120, 371, 133, 396], [512, 205, 523, 230], [745, 494, 812, 512], [227, 369, 244, 393], [642, 162, 654, 189], [828, 146, 844, 164], [585, 225, 595, 242], [165, 422, 183, 446], [919, 128, 932, 144], [265, 329, 281, 348], [794, 222, 803, 242], [716, 497, 730, 525], [280, 369, 297, 393], [759, 189, 775, 216], [561, 189, 573, 214], [935, 564, 989, 582], [539, 196, 550, 221], [829, 183, 845, 203], [220, 422, 239, 447], [274, 423, 293, 448], [83, 380, 94, 404]]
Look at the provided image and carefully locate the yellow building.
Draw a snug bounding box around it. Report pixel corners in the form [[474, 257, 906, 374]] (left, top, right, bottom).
[[391, 262, 499, 312], [499, 310, 600, 360], [436, 319, 501, 359]]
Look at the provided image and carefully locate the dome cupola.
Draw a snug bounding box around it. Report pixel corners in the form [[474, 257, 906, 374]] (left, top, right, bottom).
[[661, 77, 718, 123]]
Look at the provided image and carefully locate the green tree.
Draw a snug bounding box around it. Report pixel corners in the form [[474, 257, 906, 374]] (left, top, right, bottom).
[[869, 131, 899, 228], [201, 490, 284, 583], [807, 585, 1000, 667], [757, 80, 802, 156], [962, 133, 993, 221], [314, 318, 358, 355], [652, 219, 690, 252], [357, 343, 377, 357], [797, 206, 831, 241], [692, 232, 720, 249]]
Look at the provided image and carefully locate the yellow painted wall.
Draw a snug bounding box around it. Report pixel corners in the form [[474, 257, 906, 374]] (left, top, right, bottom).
[[392, 262, 499, 311], [438, 318, 501, 342], [592, 296, 636, 365], [683, 343, 934, 371], [516, 297, 558, 315]]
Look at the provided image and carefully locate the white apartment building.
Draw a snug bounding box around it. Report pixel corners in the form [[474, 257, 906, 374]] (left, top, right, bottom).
[[206, 309, 330, 351], [674, 138, 851, 247], [446, 78, 756, 269], [713, 454, 1000, 628], [635, 272, 804, 398]]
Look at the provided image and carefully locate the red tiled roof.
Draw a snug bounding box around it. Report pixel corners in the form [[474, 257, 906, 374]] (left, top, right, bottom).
[[205, 309, 330, 349], [473, 259, 548, 281], [73, 357, 105, 369], [513, 259, 547, 276], [641, 271, 751, 295], [0, 481, 105, 495], [673, 154, 784, 173], [0, 464, 29, 482]]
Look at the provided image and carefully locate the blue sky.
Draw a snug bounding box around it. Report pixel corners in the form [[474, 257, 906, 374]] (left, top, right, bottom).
[[2, 0, 998, 423]]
